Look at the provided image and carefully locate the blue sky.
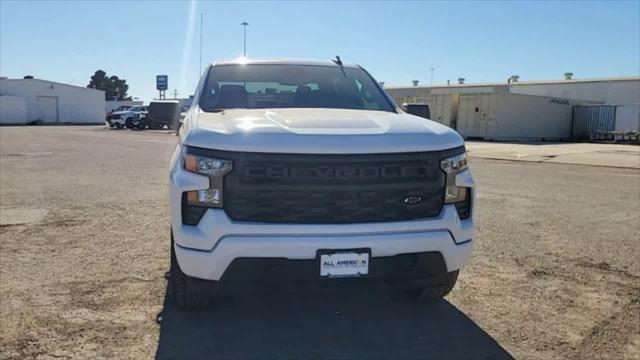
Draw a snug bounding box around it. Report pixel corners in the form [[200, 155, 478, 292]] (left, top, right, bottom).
[[1, 0, 639, 102]]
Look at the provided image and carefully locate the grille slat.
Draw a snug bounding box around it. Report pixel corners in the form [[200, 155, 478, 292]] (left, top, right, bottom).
[[209, 148, 465, 224]]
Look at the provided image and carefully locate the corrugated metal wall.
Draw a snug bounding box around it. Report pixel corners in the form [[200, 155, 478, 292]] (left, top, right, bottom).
[[457, 94, 497, 138], [392, 94, 458, 128], [457, 93, 575, 140], [572, 105, 617, 139]]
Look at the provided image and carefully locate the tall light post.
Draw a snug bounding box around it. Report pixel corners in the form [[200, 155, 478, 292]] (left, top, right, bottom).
[[241, 22, 249, 57], [430, 67, 435, 85], [199, 12, 203, 75]]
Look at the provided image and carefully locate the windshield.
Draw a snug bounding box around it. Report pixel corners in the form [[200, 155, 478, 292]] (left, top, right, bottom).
[[199, 64, 395, 112]]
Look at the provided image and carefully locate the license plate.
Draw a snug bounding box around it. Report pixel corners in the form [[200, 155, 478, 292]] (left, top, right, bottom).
[[319, 250, 370, 278]]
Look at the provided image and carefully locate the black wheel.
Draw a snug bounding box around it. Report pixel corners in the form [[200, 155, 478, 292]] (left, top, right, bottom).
[[148, 122, 158, 130], [125, 118, 134, 128], [136, 123, 146, 129], [405, 270, 459, 299], [170, 237, 209, 310], [107, 121, 114, 128], [115, 123, 124, 129]]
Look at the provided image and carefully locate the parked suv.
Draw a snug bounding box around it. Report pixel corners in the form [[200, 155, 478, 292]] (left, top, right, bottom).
[[106, 105, 131, 126], [169, 58, 475, 309], [108, 106, 147, 129]]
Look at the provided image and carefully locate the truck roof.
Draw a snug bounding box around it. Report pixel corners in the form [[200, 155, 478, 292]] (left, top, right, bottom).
[[212, 58, 360, 69]]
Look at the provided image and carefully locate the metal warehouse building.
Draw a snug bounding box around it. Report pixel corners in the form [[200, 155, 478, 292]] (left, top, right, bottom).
[[0, 77, 105, 125], [386, 76, 640, 140]]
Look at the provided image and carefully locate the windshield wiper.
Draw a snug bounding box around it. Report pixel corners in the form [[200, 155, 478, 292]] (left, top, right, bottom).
[[332, 55, 346, 77]]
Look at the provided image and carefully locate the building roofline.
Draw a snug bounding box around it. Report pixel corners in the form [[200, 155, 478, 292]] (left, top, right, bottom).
[[385, 76, 640, 90], [0, 77, 105, 93]]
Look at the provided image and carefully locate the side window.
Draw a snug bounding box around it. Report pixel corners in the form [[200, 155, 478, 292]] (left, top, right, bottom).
[[355, 78, 363, 92], [355, 78, 379, 110]]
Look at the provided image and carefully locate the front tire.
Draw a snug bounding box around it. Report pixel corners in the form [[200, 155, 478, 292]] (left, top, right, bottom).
[[115, 123, 124, 129], [170, 238, 209, 310], [125, 118, 134, 129]]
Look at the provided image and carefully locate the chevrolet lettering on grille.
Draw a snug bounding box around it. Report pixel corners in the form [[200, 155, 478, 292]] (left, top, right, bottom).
[[242, 165, 431, 180]]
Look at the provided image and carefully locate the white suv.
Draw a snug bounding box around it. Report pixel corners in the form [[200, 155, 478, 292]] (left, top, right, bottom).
[[169, 58, 475, 309], [108, 106, 147, 129]]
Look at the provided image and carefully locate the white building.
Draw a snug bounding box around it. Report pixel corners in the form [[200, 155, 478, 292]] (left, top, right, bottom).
[[0, 78, 106, 125], [386, 76, 639, 104], [386, 76, 640, 140]]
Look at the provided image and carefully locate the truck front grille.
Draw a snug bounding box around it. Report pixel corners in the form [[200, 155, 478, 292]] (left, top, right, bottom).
[[208, 147, 464, 224]]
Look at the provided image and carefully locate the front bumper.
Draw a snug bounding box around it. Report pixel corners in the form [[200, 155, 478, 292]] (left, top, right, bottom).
[[170, 147, 476, 282]]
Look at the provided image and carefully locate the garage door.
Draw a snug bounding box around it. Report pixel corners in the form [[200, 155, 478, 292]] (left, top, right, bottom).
[[36, 96, 58, 123], [571, 105, 616, 139]]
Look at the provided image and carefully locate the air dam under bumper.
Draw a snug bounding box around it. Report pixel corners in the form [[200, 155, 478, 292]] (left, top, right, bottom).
[[170, 156, 475, 282], [171, 208, 474, 282]]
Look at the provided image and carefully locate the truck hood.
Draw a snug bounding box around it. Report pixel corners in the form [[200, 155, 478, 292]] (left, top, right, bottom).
[[183, 108, 464, 154]]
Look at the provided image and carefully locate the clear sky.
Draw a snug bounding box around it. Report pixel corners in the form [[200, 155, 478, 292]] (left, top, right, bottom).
[[1, 0, 639, 102]]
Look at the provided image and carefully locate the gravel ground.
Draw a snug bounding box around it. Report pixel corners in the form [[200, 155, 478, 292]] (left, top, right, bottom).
[[1, 126, 638, 360]]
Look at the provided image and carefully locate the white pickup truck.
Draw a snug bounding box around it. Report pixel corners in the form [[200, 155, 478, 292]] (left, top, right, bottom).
[[169, 58, 475, 309]]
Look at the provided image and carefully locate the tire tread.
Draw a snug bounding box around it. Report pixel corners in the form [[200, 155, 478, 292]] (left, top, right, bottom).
[[170, 240, 209, 310]]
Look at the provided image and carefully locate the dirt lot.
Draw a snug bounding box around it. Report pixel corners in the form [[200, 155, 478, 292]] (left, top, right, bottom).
[[1, 126, 639, 360]]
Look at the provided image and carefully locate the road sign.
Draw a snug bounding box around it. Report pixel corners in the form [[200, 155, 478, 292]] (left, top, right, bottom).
[[156, 75, 168, 91]]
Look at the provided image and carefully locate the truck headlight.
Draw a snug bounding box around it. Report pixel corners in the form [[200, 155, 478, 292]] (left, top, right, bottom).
[[441, 152, 472, 219], [184, 154, 232, 177], [182, 148, 232, 210]]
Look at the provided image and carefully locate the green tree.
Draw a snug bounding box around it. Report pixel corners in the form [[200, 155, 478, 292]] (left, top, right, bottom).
[[87, 70, 131, 101]]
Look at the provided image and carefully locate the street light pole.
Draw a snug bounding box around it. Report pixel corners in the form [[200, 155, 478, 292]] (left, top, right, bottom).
[[199, 12, 203, 75], [430, 67, 435, 85], [241, 22, 249, 56]]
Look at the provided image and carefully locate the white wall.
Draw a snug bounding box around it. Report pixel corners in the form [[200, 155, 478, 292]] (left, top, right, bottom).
[[431, 86, 504, 95], [0, 96, 27, 124], [456, 93, 580, 140], [510, 79, 640, 104], [615, 103, 640, 132], [386, 79, 640, 105], [386, 85, 502, 104], [493, 94, 576, 140], [0, 79, 106, 124]]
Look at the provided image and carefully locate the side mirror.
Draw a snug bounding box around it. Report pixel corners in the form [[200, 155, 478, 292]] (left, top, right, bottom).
[[403, 103, 431, 119]]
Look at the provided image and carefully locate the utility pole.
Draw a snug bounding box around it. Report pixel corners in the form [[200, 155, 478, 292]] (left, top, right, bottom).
[[241, 22, 249, 56], [199, 12, 203, 76], [173, 89, 178, 99], [430, 67, 435, 85]]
